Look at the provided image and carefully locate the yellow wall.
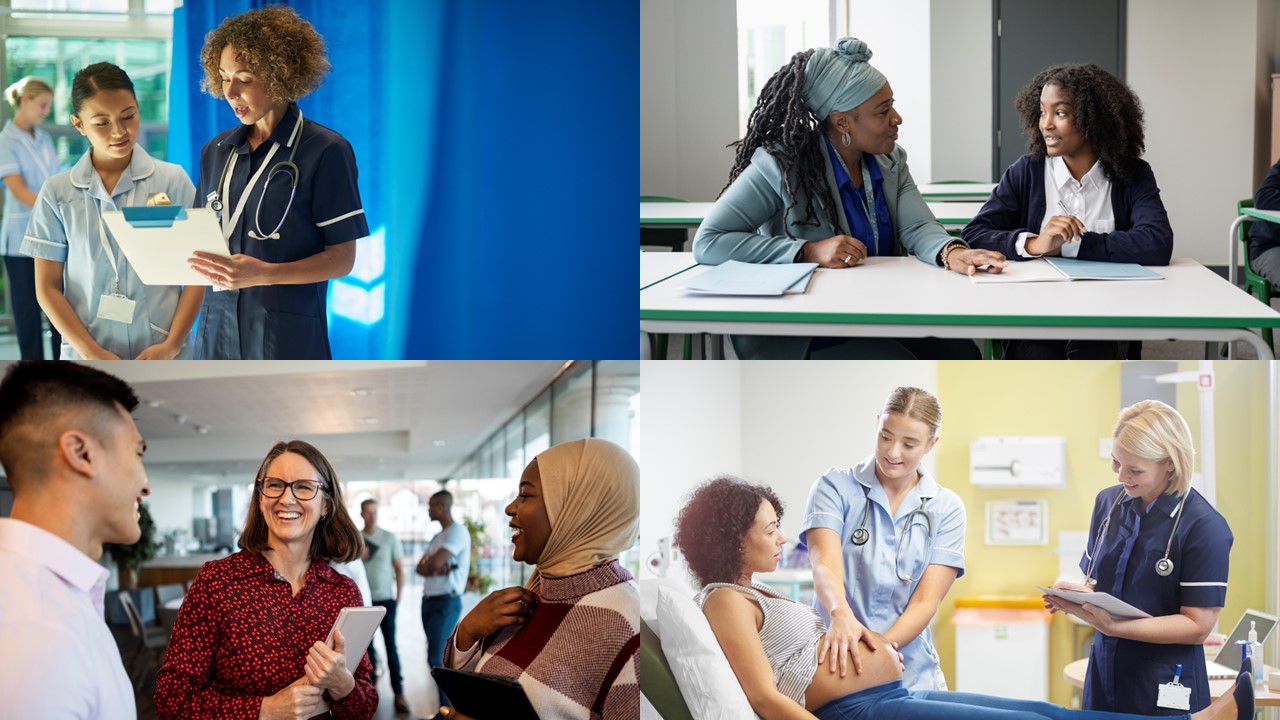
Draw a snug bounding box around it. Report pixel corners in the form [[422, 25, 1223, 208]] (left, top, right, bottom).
[[934, 361, 1268, 707]]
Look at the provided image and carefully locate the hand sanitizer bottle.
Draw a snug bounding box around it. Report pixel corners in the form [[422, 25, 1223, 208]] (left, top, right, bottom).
[[1248, 621, 1265, 692]]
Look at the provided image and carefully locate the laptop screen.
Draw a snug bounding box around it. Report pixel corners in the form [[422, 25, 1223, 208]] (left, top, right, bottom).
[[1212, 608, 1279, 669]]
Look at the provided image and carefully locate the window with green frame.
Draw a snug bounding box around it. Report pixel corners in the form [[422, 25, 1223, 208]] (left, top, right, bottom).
[[5, 36, 171, 169]]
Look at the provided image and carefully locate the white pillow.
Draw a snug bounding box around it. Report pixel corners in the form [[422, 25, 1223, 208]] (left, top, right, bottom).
[[654, 585, 762, 720]]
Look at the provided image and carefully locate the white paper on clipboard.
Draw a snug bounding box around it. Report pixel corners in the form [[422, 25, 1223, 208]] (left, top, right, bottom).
[[99, 207, 230, 287], [312, 605, 386, 714], [1035, 585, 1151, 620]]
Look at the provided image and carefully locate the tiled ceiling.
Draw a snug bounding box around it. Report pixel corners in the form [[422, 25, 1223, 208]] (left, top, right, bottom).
[[0, 361, 568, 484]]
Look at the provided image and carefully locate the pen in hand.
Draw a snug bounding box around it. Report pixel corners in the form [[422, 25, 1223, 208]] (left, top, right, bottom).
[[1057, 200, 1083, 243]]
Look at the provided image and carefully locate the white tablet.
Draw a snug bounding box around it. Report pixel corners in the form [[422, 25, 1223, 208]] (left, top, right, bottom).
[[326, 606, 386, 672]]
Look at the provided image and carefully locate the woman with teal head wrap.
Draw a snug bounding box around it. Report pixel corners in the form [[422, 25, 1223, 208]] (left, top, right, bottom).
[[691, 38, 1006, 360]]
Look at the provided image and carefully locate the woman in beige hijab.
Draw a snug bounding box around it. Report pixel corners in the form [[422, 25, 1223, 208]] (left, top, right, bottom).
[[440, 438, 639, 720]]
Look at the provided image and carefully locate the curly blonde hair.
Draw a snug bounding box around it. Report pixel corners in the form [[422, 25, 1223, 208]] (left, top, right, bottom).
[[199, 5, 330, 103]]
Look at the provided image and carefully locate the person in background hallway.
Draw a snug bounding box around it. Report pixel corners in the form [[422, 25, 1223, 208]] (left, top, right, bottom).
[[361, 498, 410, 714], [417, 489, 470, 711], [441, 438, 640, 720], [0, 361, 150, 718], [154, 439, 376, 719], [0, 77, 60, 359]]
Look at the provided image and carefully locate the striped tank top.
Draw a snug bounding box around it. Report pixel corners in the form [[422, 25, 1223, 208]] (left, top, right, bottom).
[[694, 581, 825, 705]]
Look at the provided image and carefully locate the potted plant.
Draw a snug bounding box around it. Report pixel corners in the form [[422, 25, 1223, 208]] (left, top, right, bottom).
[[463, 517, 496, 596], [106, 502, 161, 590]]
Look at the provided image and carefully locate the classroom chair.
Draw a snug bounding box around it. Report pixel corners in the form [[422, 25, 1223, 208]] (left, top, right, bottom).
[[1235, 198, 1278, 350], [118, 590, 169, 692], [640, 195, 691, 252]]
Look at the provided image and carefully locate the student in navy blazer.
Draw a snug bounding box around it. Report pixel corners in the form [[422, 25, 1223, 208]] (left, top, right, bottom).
[[963, 63, 1173, 359]]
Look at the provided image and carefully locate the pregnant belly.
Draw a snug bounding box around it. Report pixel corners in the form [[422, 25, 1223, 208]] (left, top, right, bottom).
[[803, 639, 904, 709]]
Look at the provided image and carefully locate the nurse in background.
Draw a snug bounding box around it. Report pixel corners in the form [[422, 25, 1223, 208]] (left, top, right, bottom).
[[800, 386, 965, 690], [0, 76, 60, 359], [22, 63, 202, 360], [1044, 400, 1231, 715], [189, 5, 366, 360]]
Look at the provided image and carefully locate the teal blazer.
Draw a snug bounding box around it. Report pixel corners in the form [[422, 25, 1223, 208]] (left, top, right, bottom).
[[693, 143, 952, 266], [692, 143, 953, 359]]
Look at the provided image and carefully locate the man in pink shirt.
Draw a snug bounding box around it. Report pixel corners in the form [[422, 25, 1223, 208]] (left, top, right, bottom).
[[0, 361, 152, 719]]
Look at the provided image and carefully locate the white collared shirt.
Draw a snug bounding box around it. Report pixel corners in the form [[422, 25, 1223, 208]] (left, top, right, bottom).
[[0, 518, 136, 719], [1016, 155, 1116, 258]]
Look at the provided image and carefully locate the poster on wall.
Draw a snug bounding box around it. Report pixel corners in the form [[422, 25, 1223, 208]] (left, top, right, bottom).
[[985, 499, 1048, 545]]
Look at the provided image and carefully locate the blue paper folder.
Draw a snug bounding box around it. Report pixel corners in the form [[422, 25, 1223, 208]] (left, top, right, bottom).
[[1045, 257, 1161, 281], [683, 260, 819, 296], [121, 205, 188, 228]]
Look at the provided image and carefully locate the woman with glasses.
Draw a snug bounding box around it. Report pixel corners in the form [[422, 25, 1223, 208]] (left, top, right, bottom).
[[154, 440, 376, 720], [187, 5, 366, 359], [961, 63, 1173, 359], [799, 386, 965, 691], [1042, 401, 1232, 715]]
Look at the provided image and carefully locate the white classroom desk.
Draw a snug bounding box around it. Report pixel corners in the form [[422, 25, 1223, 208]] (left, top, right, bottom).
[[639, 254, 1280, 359], [916, 182, 996, 201], [640, 250, 697, 290], [640, 201, 984, 230]]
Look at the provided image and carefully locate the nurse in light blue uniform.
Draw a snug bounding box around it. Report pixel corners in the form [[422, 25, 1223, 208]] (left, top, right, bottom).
[[187, 6, 365, 359], [801, 386, 966, 691], [0, 76, 60, 359], [1044, 400, 1231, 715], [22, 63, 203, 360]]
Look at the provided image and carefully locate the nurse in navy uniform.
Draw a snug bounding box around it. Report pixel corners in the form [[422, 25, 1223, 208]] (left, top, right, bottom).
[[188, 5, 366, 359], [1043, 400, 1232, 715]]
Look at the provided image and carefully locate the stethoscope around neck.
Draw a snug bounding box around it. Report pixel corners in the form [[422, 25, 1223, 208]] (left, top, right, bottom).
[[1084, 484, 1190, 584], [208, 108, 303, 241], [849, 484, 934, 583]]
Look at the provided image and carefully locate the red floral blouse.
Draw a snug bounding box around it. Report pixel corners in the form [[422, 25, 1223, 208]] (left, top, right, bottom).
[[154, 550, 376, 719]]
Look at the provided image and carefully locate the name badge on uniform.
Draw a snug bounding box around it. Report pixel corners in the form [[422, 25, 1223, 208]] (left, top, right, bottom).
[[1156, 664, 1190, 711], [96, 294, 136, 324]]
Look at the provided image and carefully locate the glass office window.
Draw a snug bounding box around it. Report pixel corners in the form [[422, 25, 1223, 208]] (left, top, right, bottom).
[[5, 36, 171, 166], [524, 388, 551, 462], [12, 0, 129, 12], [593, 360, 640, 454], [503, 416, 524, 480], [736, 0, 828, 138], [550, 361, 592, 445]]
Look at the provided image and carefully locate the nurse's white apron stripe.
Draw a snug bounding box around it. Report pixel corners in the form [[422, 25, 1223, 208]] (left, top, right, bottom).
[[315, 208, 364, 228], [23, 235, 65, 247], [1178, 582, 1227, 587]]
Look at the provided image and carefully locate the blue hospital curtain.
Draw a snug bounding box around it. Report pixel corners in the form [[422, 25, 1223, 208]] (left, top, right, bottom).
[[169, 1, 636, 359]]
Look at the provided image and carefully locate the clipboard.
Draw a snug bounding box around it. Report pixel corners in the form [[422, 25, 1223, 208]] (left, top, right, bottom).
[[99, 207, 230, 287], [432, 668, 540, 720]]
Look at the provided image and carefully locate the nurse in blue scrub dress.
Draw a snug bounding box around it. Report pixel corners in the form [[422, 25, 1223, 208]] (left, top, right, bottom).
[[23, 63, 202, 360], [0, 76, 60, 359], [800, 386, 966, 691], [187, 5, 366, 359], [1043, 400, 1231, 715]]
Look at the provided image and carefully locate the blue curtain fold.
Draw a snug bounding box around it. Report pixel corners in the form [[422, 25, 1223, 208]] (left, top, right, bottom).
[[170, 1, 636, 359]]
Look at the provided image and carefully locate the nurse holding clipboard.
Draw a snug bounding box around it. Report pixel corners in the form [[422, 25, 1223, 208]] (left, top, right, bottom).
[[1043, 400, 1232, 715], [188, 6, 367, 359]]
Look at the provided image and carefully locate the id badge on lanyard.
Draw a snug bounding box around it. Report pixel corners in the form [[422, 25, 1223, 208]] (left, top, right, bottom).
[[1155, 664, 1191, 711], [95, 188, 137, 324]]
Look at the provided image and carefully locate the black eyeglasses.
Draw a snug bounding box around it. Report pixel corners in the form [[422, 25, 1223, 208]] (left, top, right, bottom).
[[258, 478, 325, 501]]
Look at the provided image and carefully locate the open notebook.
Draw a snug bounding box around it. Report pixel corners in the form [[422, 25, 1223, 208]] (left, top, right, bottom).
[[971, 257, 1162, 284]]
